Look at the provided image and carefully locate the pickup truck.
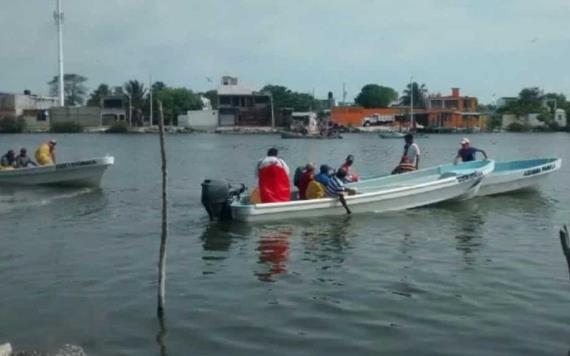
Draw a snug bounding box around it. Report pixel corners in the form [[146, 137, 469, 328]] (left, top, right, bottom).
[[362, 113, 395, 126]]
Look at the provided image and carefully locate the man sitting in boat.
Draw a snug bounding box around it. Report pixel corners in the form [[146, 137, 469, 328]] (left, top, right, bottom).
[[0, 150, 16, 170], [297, 163, 315, 200], [15, 148, 37, 168], [35, 139, 57, 166], [256, 148, 291, 203], [391, 134, 420, 174], [326, 168, 356, 198], [304, 165, 333, 200], [339, 154, 359, 182], [454, 138, 488, 164], [315, 164, 333, 186]]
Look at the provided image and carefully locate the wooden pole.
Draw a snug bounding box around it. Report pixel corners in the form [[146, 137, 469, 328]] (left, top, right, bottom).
[[559, 225, 570, 282], [157, 100, 168, 317]]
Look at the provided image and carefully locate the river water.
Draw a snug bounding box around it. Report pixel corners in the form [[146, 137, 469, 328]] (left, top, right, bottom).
[[0, 132, 569, 355]]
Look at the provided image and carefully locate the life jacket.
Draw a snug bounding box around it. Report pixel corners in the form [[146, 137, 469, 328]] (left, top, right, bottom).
[[305, 180, 326, 199], [258, 162, 290, 203], [35, 143, 53, 166]]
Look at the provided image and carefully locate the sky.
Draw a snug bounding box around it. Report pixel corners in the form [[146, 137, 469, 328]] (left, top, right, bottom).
[[1, 0, 569, 103]]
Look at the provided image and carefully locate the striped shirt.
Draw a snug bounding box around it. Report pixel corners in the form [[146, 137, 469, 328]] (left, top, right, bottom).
[[326, 176, 346, 197]]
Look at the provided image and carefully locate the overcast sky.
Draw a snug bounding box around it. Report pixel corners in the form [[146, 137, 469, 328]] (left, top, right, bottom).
[[1, 0, 569, 103]]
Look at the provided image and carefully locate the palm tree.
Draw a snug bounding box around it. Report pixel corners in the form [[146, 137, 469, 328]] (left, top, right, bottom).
[[401, 82, 428, 108], [124, 80, 147, 110]]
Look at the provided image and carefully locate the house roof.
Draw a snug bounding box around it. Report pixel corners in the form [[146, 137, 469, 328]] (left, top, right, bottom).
[[218, 84, 269, 96]]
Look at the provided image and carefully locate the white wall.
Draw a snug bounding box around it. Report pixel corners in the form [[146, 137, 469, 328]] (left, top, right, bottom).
[[177, 109, 218, 128]]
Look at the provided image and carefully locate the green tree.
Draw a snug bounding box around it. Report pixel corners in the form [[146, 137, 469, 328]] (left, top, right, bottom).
[[355, 84, 398, 108], [124, 80, 147, 110], [400, 82, 428, 108], [87, 83, 111, 107], [48, 73, 88, 106], [261, 85, 320, 111], [156, 87, 203, 124], [202, 90, 218, 109]]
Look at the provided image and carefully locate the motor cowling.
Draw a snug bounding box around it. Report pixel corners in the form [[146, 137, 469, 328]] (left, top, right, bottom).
[[201, 179, 245, 221]]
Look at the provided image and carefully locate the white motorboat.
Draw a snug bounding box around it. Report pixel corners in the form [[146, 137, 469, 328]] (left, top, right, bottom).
[[378, 131, 405, 139], [0, 156, 114, 187], [210, 160, 494, 222], [477, 158, 561, 196]]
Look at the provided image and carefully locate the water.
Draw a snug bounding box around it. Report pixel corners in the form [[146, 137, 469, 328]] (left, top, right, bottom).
[[1, 132, 569, 355]]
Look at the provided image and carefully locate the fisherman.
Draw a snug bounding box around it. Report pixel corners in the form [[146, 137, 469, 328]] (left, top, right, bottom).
[[35, 139, 57, 166], [391, 134, 420, 174], [0, 150, 16, 169], [15, 148, 37, 168], [339, 154, 359, 182], [297, 163, 315, 200], [454, 137, 488, 164], [326, 168, 356, 198], [314, 164, 333, 186], [403, 133, 420, 169], [256, 147, 291, 203]]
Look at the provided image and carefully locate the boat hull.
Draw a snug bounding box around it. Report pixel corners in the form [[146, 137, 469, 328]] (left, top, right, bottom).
[[232, 160, 493, 222], [477, 158, 561, 196], [0, 157, 114, 187]]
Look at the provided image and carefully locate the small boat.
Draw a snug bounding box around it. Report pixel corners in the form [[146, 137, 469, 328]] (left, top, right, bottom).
[[214, 160, 494, 222], [477, 158, 561, 196], [378, 131, 405, 139], [280, 132, 342, 139], [0, 156, 114, 187]]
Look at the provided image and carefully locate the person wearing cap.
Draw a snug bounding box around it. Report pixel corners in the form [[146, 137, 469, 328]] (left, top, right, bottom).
[[15, 148, 37, 168], [339, 154, 359, 183], [256, 147, 291, 203], [35, 139, 57, 166], [454, 138, 488, 164]]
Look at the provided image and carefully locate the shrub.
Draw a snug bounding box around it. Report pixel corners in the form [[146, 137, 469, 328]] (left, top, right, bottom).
[[506, 122, 529, 132], [50, 121, 84, 133], [0, 117, 27, 133], [105, 121, 129, 133]]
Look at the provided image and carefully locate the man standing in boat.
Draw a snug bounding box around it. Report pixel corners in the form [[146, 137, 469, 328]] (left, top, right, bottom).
[[403, 134, 420, 169], [454, 138, 488, 164], [256, 148, 291, 203]]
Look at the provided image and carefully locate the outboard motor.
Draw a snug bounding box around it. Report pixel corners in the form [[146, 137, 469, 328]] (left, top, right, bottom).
[[201, 179, 245, 221]]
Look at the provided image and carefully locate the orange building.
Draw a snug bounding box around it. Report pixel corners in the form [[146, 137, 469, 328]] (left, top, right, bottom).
[[331, 88, 486, 130]]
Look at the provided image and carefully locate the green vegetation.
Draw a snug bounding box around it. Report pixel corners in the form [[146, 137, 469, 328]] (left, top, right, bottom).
[[506, 122, 529, 132], [0, 117, 27, 133], [106, 121, 129, 133], [400, 82, 428, 108], [355, 84, 398, 108], [50, 121, 84, 133], [48, 73, 88, 106], [261, 85, 320, 111], [155, 87, 203, 124], [87, 83, 112, 107]]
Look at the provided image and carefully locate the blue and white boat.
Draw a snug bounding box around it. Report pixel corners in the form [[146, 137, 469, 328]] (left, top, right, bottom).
[[227, 160, 494, 222], [477, 158, 561, 196]]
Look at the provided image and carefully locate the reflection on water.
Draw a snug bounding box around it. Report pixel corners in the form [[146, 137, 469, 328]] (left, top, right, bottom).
[[256, 227, 292, 282], [454, 208, 485, 266], [300, 216, 352, 267]]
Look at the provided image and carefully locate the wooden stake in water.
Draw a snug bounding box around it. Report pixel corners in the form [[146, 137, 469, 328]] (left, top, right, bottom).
[[559, 225, 570, 282], [157, 100, 168, 317]]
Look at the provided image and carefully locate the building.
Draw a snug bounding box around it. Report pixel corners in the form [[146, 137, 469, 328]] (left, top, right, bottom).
[[49, 106, 102, 128], [100, 96, 128, 125], [217, 76, 274, 127], [177, 109, 219, 129], [501, 109, 567, 129], [425, 88, 483, 129], [0, 91, 59, 130]]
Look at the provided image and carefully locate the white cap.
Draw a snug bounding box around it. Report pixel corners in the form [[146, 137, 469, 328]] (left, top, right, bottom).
[[460, 137, 470, 145]]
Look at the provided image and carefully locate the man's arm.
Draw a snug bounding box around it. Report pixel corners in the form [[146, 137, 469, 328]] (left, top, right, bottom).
[[415, 155, 420, 169], [478, 149, 488, 159], [453, 155, 461, 165]]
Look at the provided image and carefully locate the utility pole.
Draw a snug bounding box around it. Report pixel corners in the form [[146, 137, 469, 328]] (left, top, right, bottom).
[[54, 0, 65, 106], [149, 74, 154, 126], [410, 77, 414, 131]]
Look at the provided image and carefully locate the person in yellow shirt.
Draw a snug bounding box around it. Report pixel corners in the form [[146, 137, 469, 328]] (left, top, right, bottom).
[[35, 139, 57, 166]]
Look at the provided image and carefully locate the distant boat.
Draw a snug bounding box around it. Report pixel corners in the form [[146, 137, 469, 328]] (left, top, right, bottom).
[[477, 158, 561, 196], [281, 132, 342, 139], [378, 131, 405, 139], [0, 156, 114, 187]]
